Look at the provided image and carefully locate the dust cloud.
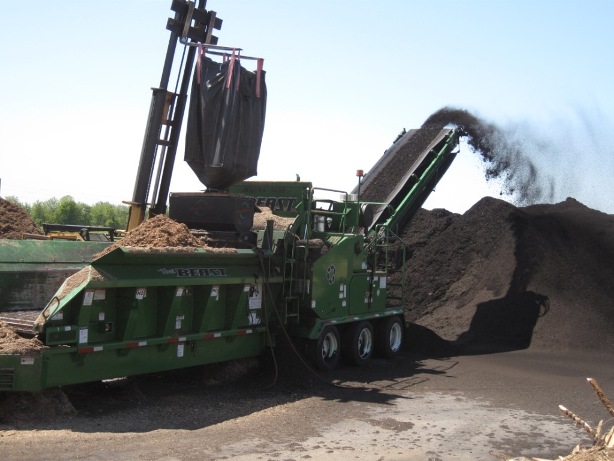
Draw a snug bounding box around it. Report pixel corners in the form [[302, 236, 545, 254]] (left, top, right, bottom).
[[424, 106, 614, 212]]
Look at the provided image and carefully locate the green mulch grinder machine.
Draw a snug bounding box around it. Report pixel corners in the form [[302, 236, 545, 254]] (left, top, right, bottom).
[[0, 0, 459, 392]]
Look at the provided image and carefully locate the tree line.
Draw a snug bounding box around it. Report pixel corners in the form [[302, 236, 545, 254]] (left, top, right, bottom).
[[7, 196, 129, 230]]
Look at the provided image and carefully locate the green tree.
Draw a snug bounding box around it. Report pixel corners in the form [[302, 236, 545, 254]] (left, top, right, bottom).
[[12, 196, 129, 229], [51, 196, 83, 225], [30, 198, 58, 227], [90, 202, 129, 229]]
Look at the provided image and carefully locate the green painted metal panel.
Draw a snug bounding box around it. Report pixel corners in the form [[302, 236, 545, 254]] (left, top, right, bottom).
[[229, 180, 312, 217], [0, 240, 110, 266], [310, 234, 368, 320], [349, 275, 371, 315], [86, 248, 263, 290], [158, 286, 194, 336], [0, 329, 268, 391], [0, 240, 109, 311], [0, 355, 44, 392], [45, 325, 78, 346], [117, 287, 158, 340], [194, 285, 225, 331], [79, 287, 117, 344], [297, 308, 405, 340]]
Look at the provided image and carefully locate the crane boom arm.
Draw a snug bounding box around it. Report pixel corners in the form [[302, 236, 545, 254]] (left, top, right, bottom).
[[126, 0, 222, 231]]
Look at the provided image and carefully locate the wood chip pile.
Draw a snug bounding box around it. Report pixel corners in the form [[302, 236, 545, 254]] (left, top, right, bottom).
[[252, 207, 295, 230], [0, 320, 45, 354], [93, 214, 235, 259]]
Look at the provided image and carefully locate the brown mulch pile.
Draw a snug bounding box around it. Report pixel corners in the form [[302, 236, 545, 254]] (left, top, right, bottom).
[[0, 320, 45, 354], [397, 196, 614, 354], [0, 197, 42, 239], [93, 214, 215, 259]]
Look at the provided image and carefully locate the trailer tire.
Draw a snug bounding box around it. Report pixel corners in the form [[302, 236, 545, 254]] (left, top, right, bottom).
[[307, 325, 341, 371], [342, 321, 374, 366], [375, 316, 404, 358]]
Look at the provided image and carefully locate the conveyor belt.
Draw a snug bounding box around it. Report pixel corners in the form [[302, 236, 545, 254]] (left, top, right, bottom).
[[356, 127, 456, 230], [359, 127, 452, 202]]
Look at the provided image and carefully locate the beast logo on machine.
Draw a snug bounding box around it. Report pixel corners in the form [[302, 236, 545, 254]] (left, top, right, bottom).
[[254, 197, 297, 212], [157, 268, 228, 277], [176, 268, 228, 277]]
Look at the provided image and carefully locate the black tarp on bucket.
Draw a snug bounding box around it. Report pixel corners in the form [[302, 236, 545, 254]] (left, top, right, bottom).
[[185, 54, 267, 190]]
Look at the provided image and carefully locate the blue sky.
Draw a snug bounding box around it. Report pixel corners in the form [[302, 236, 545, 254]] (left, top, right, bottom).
[[1, 0, 613, 214]]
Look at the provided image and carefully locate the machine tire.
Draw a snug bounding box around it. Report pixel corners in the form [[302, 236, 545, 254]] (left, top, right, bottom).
[[342, 321, 374, 366], [375, 316, 404, 358], [307, 325, 341, 371]]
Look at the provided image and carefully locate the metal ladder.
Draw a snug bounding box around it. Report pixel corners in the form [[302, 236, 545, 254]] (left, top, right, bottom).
[[370, 224, 409, 309]]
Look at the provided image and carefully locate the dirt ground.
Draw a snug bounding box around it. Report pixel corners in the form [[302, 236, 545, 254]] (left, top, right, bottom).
[[1, 347, 613, 461]]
